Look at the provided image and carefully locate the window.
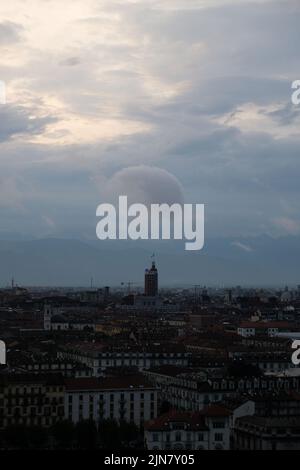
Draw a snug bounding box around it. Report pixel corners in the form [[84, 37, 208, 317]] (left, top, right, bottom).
[[214, 433, 223, 442], [213, 421, 225, 429], [152, 433, 159, 442], [175, 432, 181, 442], [198, 433, 204, 441]]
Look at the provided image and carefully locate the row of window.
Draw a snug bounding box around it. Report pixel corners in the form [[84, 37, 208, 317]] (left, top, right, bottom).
[[3, 406, 64, 416], [69, 392, 155, 402], [4, 386, 64, 394], [152, 432, 224, 442], [3, 397, 64, 406], [69, 410, 155, 422], [0, 417, 57, 427]]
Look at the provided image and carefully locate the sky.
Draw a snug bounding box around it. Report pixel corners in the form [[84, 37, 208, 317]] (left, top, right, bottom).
[[0, 0, 299, 241]]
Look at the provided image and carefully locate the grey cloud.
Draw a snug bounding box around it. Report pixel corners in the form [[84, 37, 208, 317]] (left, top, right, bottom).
[[95, 165, 184, 206], [263, 103, 300, 126], [0, 105, 56, 142], [0, 21, 24, 45], [59, 56, 81, 67]]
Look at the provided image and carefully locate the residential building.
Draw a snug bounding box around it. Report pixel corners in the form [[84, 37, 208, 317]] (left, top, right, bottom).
[[237, 322, 293, 338], [145, 405, 230, 450], [234, 415, 300, 450], [65, 374, 157, 427], [0, 374, 65, 429]]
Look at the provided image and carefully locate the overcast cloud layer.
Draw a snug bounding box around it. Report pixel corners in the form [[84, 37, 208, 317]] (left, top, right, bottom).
[[0, 0, 299, 240]]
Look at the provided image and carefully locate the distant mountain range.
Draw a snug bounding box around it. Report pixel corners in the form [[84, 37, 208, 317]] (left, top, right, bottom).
[[0, 235, 299, 287]]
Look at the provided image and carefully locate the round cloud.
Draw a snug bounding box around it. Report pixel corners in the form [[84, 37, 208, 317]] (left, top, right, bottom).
[[98, 165, 184, 206]]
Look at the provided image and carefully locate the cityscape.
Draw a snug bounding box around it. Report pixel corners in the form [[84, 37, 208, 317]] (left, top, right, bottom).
[[0, 258, 300, 450]]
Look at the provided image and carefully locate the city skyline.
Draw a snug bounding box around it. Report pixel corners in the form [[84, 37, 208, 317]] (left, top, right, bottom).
[[0, 235, 300, 287]]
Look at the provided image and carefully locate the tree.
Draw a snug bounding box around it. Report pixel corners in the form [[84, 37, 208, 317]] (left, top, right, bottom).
[[75, 419, 98, 449], [3, 425, 29, 449], [119, 420, 140, 447], [159, 400, 172, 415], [98, 419, 121, 449], [28, 426, 48, 449], [51, 420, 75, 449]]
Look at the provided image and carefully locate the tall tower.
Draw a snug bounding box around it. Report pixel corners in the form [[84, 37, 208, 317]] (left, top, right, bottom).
[[144, 257, 158, 297], [44, 304, 52, 331]]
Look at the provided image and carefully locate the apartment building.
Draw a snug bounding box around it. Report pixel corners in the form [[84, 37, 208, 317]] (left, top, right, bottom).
[[145, 405, 230, 450], [0, 374, 65, 429], [237, 322, 292, 338], [234, 415, 300, 450], [65, 374, 157, 428], [59, 345, 189, 376], [144, 367, 300, 411]]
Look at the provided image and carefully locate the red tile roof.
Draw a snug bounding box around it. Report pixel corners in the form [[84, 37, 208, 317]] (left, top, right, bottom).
[[145, 405, 230, 431], [65, 375, 154, 391], [145, 410, 208, 431], [199, 404, 231, 417]]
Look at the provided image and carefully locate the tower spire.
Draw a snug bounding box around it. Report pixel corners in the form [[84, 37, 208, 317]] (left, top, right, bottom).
[[145, 256, 158, 296], [151, 253, 156, 268]]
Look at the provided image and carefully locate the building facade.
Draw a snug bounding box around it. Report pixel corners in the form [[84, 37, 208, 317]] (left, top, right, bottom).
[[65, 375, 157, 428], [0, 374, 65, 429], [59, 348, 189, 376], [145, 406, 230, 450], [234, 415, 300, 450]]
